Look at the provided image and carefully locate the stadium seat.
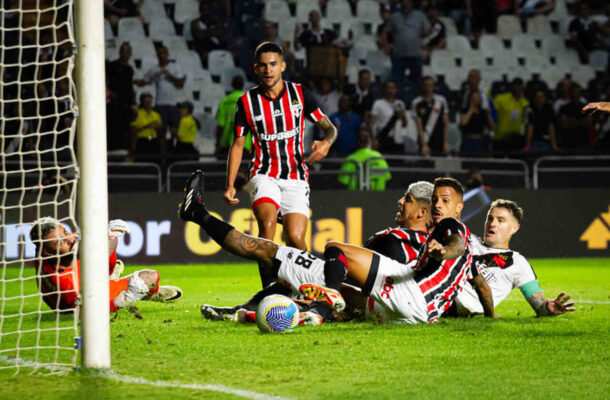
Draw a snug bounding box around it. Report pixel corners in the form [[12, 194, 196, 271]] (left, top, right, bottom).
[[118, 17, 146, 41], [541, 35, 566, 58], [221, 67, 247, 93], [149, 17, 177, 40], [524, 53, 550, 74], [177, 51, 210, 88], [296, 2, 321, 24], [105, 40, 118, 60], [527, 15, 552, 36], [264, 0, 291, 24], [349, 21, 370, 39], [326, 0, 352, 25], [446, 35, 471, 53], [104, 18, 114, 39], [444, 68, 467, 91], [555, 49, 581, 70], [570, 65, 595, 88], [174, 0, 200, 25], [439, 17, 458, 37], [356, 0, 382, 27], [126, 37, 157, 60], [208, 50, 235, 80], [506, 66, 531, 82], [431, 49, 457, 76], [480, 65, 505, 88], [588, 50, 608, 72], [548, 0, 569, 33], [510, 34, 538, 57], [349, 35, 378, 63], [478, 35, 504, 58], [365, 50, 391, 81], [491, 50, 519, 70], [460, 50, 486, 70], [540, 66, 566, 88], [140, 54, 159, 73], [497, 15, 522, 39], [158, 35, 189, 54], [278, 18, 297, 43], [200, 82, 226, 115], [140, 0, 168, 22]]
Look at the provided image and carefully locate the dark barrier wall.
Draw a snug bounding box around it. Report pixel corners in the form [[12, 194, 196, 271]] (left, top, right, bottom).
[[104, 189, 609, 264], [3, 190, 608, 264]]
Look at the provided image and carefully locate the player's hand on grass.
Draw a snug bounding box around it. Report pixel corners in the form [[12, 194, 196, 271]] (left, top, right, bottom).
[[223, 187, 239, 206], [546, 292, 576, 315], [583, 102, 610, 114], [307, 140, 331, 164], [428, 239, 446, 261], [108, 219, 130, 237]]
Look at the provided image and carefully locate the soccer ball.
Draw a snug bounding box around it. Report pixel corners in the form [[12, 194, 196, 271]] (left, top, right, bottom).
[[256, 295, 299, 334]]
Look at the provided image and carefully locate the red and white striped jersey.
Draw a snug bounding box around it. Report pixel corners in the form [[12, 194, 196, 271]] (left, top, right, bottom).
[[234, 81, 326, 182], [364, 227, 428, 264], [412, 218, 474, 322]]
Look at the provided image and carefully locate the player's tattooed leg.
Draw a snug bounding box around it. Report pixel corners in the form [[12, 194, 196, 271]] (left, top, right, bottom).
[[222, 230, 279, 265]]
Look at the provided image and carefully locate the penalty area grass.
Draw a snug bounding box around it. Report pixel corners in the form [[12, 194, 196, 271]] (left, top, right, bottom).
[[0, 258, 609, 399]]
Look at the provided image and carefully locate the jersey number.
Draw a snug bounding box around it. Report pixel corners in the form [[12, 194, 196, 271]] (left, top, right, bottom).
[[295, 251, 316, 269]]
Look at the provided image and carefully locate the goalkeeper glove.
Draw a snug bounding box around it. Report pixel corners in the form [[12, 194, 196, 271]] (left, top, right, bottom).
[[108, 219, 130, 238]]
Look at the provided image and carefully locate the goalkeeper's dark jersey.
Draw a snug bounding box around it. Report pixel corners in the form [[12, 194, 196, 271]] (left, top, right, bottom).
[[364, 227, 428, 264]]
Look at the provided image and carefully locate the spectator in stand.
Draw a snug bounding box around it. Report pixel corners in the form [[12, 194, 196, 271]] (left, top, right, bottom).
[[412, 76, 450, 156], [174, 101, 200, 160], [338, 128, 391, 191], [422, 5, 446, 63], [493, 78, 529, 152], [380, 0, 430, 99], [129, 92, 164, 162], [315, 78, 341, 118], [345, 68, 379, 120], [295, 10, 338, 51], [568, 2, 605, 63], [215, 75, 250, 157], [553, 78, 571, 114], [459, 69, 490, 112], [106, 42, 136, 151], [262, 21, 295, 79], [104, 0, 143, 35], [135, 46, 186, 143], [523, 90, 559, 154], [518, 0, 555, 21], [558, 83, 590, 151], [444, 0, 471, 36], [471, 0, 497, 40], [369, 80, 412, 154], [376, 4, 392, 50], [330, 95, 362, 157], [459, 90, 495, 154], [191, 0, 230, 68]]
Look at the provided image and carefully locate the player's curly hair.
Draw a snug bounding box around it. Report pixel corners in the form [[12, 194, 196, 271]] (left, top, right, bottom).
[[489, 199, 523, 223], [29, 217, 60, 246], [406, 181, 434, 205], [433, 177, 464, 196]]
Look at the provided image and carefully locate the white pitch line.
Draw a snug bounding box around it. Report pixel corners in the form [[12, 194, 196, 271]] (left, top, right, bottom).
[[101, 372, 294, 400]]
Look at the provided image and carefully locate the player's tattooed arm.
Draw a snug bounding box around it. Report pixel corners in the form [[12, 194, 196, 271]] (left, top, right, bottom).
[[428, 234, 465, 261], [223, 230, 279, 265], [471, 274, 495, 317], [527, 292, 576, 317], [307, 116, 337, 164]]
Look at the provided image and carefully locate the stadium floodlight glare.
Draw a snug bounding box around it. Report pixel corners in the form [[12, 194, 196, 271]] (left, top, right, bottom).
[[0, 0, 110, 372]]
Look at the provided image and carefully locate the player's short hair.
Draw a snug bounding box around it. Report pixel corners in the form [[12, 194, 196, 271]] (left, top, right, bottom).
[[406, 181, 434, 205], [433, 177, 464, 197], [255, 42, 283, 60], [489, 199, 523, 223], [29, 217, 60, 246]]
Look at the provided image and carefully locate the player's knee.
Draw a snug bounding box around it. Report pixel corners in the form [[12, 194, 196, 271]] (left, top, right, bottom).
[[285, 230, 306, 248], [258, 220, 276, 237]]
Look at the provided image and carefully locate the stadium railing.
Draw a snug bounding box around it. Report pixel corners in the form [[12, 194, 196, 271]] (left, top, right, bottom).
[[365, 155, 531, 190], [532, 155, 610, 189], [107, 162, 162, 192], [166, 159, 250, 192]]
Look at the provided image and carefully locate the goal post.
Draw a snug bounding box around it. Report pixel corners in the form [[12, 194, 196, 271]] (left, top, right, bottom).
[[75, 0, 111, 369]]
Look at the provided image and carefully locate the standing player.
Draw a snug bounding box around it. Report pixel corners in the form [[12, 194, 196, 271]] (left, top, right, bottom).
[[224, 42, 337, 288], [452, 200, 576, 317], [30, 217, 182, 313]]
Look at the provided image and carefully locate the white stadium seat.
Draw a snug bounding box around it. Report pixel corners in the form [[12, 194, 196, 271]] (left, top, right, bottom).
[[541, 35, 567, 58], [149, 17, 176, 40], [326, 0, 352, 25], [446, 35, 471, 53], [460, 51, 486, 70], [278, 18, 298, 43], [555, 49, 581, 70], [125, 37, 157, 60], [430, 49, 456, 76], [478, 35, 505, 58], [491, 50, 519, 70], [439, 17, 458, 37], [506, 66, 531, 82], [524, 53, 550, 74], [527, 15, 552, 36], [200, 82, 226, 115], [540, 66, 566, 88], [349, 35, 377, 63], [571, 65, 595, 88], [497, 15, 522, 39], [365, 50, 392, 81], [264, 0, 291, 24], [296, 2, 321, 24], [208, 50, 235, 79], [510, 34, 537, 57], [357, 0, 382, 26], [221, 67, 247, 93], [174, 0, 200, 25], [588, 50, 608, 72], [158, 35, 189, 54], [140, 0, 168, 22], [118, 17, 146, 41]]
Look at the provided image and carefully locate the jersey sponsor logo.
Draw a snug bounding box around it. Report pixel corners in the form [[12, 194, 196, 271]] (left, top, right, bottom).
[[580, 206, 610, 249], [259, 127, 299, 141], [254, 115, 263, 122], [380, 276, 394, 299], [273, 109, 282, 116]]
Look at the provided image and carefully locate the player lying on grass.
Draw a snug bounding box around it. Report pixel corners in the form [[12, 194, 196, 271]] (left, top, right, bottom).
[[30, 217, 183, 313], [180, 172, 491, 323], [450, 199, 576, 317]]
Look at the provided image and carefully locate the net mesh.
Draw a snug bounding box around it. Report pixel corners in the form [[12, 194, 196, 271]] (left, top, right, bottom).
[[1, 0, 79, 373]]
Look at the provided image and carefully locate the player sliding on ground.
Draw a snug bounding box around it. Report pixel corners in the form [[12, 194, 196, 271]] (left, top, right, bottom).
[[30, 217, 183, 314], [179, 172, 491, 323], [451, 199, 576, 317]]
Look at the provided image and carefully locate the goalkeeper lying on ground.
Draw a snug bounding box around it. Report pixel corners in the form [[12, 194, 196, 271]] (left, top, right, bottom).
[[29, 217, 182, 313]]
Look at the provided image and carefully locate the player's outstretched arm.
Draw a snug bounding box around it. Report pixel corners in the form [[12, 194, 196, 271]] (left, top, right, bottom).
[[307, 116, 337, 164], [428, 234, 465, 261], [526, 291, 576, 317], [582, 102, 610, 114], [224, 136, 246, 206], [470, 274, 496, 317]]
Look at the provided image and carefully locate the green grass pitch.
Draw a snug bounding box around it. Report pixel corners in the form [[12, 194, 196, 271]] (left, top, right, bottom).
[[1, 258, 609, 399]]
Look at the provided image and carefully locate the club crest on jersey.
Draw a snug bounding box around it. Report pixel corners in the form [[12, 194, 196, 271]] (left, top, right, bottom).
[[290, 103, 302, 117], [473, 252, 514, 269]]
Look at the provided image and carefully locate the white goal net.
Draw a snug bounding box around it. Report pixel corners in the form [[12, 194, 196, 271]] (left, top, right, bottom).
[[0, 0, 79, 372]]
